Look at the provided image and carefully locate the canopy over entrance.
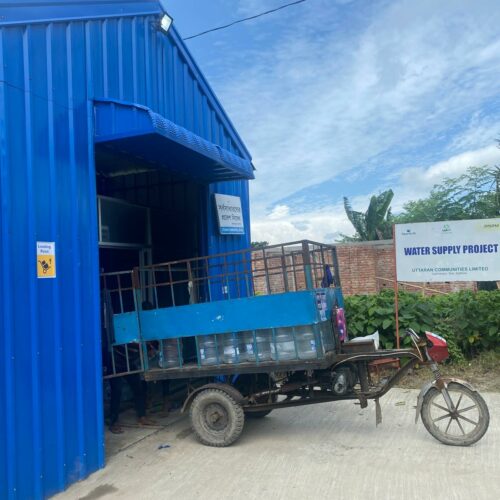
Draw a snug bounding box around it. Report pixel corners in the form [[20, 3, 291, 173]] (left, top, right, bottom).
[[94, 99, 255, 182]]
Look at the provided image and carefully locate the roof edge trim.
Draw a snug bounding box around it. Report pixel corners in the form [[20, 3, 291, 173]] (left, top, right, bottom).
[[0, 1, 162, 26], [93, 98, 255, 180]]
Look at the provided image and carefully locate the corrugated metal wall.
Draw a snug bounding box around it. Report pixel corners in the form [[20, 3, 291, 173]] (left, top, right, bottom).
[[207, 180, 252, 254], [86, 13, 252, 253], [0, 21, 104, 500], [0, 4, 252, 499]]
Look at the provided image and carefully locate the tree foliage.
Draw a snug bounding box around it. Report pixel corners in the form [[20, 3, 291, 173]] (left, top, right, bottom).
[[339, 165, 499, 242], [343, 189, 394, 241], [251, 241, 269, 248], [395, 166, 500, 223]]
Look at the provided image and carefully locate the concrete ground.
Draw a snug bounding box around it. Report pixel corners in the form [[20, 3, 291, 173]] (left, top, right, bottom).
[[55, 389, 499, 500]]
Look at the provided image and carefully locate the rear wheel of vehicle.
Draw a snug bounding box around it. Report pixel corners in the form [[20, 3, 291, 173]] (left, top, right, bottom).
[[190, 388, 245, 447], [421, 382, 489, 446]]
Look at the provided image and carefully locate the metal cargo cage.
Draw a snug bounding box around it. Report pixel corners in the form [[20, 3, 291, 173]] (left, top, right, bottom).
[[101, 240, 344, 378]]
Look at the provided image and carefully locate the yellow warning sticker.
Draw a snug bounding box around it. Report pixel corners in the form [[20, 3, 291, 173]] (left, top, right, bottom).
[[37, 241, 56, 279]]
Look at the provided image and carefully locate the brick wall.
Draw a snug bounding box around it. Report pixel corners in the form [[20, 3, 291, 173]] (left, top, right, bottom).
[[335, 240, 477, 296], [251, 252, 324, 295], [251, 240, 478, 297]]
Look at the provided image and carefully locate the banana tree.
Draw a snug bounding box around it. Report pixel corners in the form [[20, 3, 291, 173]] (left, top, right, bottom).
[[343, 189, 394, 240]]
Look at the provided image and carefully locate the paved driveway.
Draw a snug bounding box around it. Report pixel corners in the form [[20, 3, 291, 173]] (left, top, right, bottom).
[[55, 388, 499, 500]]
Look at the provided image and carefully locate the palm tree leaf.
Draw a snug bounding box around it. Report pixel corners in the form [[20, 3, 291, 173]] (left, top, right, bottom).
[[344, 196, 368, 239]]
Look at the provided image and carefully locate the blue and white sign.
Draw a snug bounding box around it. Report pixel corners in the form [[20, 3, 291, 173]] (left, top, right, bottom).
[[214, 193, 245, 235], [395, 218, 500, 282]]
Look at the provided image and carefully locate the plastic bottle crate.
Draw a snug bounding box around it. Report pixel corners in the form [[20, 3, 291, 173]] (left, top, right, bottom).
[[195, 320, 335, 366]]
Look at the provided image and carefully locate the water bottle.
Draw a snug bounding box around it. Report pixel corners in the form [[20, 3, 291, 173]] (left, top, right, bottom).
[[257, 329, 273, 361], [197, 335, 218, 365], [221, 333, 240, 364], [246, 329, 271, 361], [158, 338, 181, 368], [239, 330, 255, 362], [271, 327, 297, 361], [295, 325, 318, 360]]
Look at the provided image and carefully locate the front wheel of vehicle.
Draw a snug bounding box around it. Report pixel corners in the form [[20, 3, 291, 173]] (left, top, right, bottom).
[[421, 382, 489, 446]]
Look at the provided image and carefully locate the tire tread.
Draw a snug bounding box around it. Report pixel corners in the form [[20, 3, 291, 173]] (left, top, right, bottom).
[[421, 382, 489, 446], [190, 388, 245, 447]]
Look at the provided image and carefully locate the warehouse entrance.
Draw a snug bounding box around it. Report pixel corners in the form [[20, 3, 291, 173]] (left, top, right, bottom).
[[95, 161, 205, 318], [95, 170, 203, 320], [96, 172, 202, 266], [94, 152, 206, 442], [91, 98, 254, 444]]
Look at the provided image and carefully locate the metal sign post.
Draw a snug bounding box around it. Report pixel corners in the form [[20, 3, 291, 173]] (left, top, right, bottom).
[[392, 225, 400, 349]]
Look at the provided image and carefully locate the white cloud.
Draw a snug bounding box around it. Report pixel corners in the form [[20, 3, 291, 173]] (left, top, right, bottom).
[[252, 203, 354, 244], [252, 144, 500, 243], [267, 204, 290, 220], [252, 192, 374, 243], [447, 113, 499, 153], [208, 0, 500, 220], [182, 0, 500, 243], [394, 144, 500, 210]]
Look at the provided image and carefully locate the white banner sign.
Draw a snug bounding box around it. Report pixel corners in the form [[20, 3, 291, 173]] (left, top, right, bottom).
[[395, 218, 500, 282], [214, 194, 245, 235]]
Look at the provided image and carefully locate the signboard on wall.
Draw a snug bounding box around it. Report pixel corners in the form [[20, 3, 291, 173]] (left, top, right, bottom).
[[395, 218, 500, 282], [37, 241, 57, 278], [214, 194, 245, 235]]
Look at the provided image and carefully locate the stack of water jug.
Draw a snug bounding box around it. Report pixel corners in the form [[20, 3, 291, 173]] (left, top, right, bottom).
[[197, 321, 335, 366], [157, 338, 182, 368]]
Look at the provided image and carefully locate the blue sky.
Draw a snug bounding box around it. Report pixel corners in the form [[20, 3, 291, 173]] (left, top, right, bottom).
[[167, 0, 500, 243]]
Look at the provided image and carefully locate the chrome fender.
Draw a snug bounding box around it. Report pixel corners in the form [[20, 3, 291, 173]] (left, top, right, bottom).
[[415, 378, 478, 424]]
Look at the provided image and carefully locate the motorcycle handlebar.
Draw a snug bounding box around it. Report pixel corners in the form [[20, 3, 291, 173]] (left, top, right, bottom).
[[404, 328, 434, 351], [404, 328, 421, 342]]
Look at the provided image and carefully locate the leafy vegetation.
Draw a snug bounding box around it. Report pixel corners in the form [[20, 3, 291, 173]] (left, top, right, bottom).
[[251, 241, 269, 248], [342, 189, 394, 241], [344, 290, 500, 362], [340, 166, 499, 243], [395, 166, 500, 223]]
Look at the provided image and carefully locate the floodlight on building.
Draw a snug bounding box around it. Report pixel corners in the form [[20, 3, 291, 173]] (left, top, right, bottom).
[[159, 1, 173, 33], [160, 13, 173, 33]]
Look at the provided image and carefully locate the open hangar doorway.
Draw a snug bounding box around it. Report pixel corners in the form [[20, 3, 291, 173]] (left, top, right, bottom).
[[96, 166, 203, 275], [92, 99, 254, 448], [95, 149, 206, 440]]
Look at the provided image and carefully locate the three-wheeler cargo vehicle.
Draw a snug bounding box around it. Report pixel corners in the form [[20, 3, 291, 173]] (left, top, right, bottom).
[[101, 240, 490, 447]]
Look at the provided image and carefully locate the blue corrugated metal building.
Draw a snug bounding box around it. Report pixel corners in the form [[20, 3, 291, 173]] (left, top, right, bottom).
[[0, 1, 254, 498]]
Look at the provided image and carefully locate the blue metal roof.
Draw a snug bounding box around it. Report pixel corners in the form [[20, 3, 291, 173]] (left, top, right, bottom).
[[0, 1, 253, 161], [0, 1, 163, 25], [94, 99, 255, 181]]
